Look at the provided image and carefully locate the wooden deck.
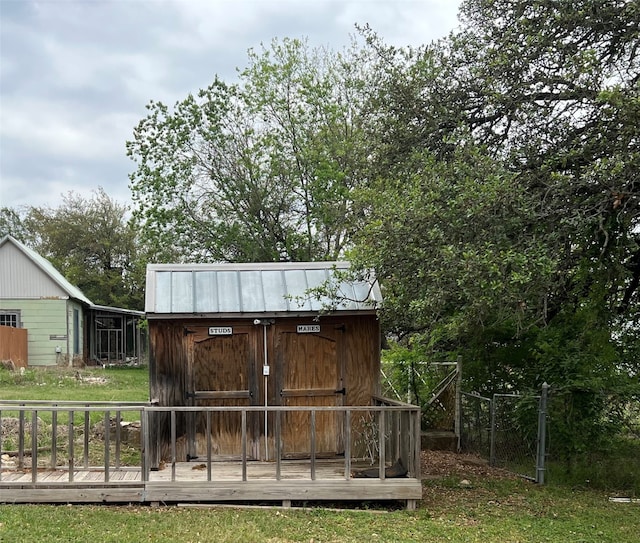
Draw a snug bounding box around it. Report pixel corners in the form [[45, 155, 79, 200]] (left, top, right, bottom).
[[0, 460, 422, 507], [0, 400, 422, 509]]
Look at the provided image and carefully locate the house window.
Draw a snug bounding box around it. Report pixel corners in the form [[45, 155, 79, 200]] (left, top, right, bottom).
[[0, 311, 21, 328]]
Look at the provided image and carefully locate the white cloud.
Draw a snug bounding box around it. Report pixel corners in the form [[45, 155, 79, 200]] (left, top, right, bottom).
[[0, 95, 136, 161], [0, 0, 463, 209]]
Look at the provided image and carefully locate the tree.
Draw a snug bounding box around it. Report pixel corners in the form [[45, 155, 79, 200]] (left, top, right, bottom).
[[128, 38, 371, 264], [349, 1, 639, 461], [0, 207, 28, 242], [24, 189, 143, 310]]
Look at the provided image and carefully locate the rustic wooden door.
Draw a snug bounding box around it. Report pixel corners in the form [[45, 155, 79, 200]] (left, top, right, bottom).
[[275, 324, 344, 457], [187, 325, 259, 459]]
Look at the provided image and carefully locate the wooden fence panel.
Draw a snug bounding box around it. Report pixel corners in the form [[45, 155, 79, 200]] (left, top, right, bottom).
[[0, 325, 28, 368]]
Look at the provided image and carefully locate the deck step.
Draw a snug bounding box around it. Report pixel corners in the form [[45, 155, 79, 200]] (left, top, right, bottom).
[[421, 430, 458, 451]]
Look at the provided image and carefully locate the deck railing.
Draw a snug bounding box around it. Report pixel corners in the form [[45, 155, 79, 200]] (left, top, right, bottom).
[[0, 399, 420, 486], [0, 400, 148, 484], [146, 401, 421, 483]]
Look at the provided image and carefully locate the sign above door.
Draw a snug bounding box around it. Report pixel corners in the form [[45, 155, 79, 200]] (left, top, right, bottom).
[[208, 326, 233, 336], [297, 324, 320, 334]]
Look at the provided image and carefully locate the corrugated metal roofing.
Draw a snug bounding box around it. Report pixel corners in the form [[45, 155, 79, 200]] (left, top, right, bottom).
[[145, 262, 382, 316]]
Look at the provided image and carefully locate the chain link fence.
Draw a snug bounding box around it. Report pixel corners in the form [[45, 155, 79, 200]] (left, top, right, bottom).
[[461, 386, 548, 481], [491, 394, 541, 480], [460, 393, 492, 460]]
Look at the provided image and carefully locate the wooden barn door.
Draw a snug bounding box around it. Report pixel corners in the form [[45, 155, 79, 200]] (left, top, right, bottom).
[[275, 324, 344, 458], [186, 325, 259, 460]]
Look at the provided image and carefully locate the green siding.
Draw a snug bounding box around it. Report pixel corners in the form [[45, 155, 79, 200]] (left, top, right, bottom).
[[0, 299, 83, 366]]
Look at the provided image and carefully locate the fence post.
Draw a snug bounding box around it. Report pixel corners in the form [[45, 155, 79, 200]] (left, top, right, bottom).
[[489, 395, 496, 467], [536, 382, 549, 484], [455, 356, 462, 452]]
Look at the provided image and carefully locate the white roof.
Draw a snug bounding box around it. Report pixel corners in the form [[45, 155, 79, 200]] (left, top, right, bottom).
[[145, 261, 382, 316]]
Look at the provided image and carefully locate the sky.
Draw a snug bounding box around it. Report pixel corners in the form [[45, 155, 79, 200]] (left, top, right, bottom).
[[0, 0, 462, 210]]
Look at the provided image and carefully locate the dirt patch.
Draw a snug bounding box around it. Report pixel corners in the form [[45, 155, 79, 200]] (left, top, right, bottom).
[[420, 450, 528, 513], [421, 449, 516, 481]]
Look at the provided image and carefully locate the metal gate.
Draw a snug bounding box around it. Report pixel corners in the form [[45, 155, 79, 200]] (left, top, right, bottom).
[[461, 383, 549, 483]]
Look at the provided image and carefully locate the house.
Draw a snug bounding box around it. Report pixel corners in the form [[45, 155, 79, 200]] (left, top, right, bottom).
[[0, 234, 144, 367]]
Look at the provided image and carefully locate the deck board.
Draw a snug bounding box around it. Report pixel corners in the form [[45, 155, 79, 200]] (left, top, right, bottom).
[[1, 460, 422, 506]]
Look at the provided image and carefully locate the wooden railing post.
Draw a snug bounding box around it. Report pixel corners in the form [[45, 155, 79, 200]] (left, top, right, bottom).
[[310, 410, 316, 481], [206, 410, 212, 481], [83, 407, 90, 469], [142, 407, 150, 483], [104, 410, 111, 482], [170, 409, 177, 482], [18, 406, 24, 470], [378, 409, 386, 480], [241, 410, 247, 482], [275, 409, 282, 481], [414, 407, 421, 479], [31, 410, 38, 484], [344, 409, 351, 480], [115, 410, 122, 470], [68, 410, 74, 482], [51, 407, 58, 468]]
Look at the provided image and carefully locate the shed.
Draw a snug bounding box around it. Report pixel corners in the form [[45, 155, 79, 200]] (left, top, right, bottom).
[[145, 261, 384, 462]]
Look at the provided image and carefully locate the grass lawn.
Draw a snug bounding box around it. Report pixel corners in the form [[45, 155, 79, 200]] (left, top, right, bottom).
[[1, 366, 639, 542], [0, 365, 149, 403], [1, 479, 639, 543]]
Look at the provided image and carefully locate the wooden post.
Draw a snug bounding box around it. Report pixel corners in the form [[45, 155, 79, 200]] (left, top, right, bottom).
[[31, 411, 38, 484], [142, 407, 150, 483], [344, 409, 351, 480], [413, 407, 421, 479], [115, 410, 122, 470], [51, 407, 58, 468], [206, 410, 212, 482], [104, 410, 110, 482], [171, 409, 176, 482], [241, 410, 247, 482], [310, 410, 316, 481], [275, 410, 282, 481], [18, 406, 24, 470], [186, 339, 196, 461], [83, 408, 90, 469], [378, 410, 386, 480], [68, 410, 74, 482]]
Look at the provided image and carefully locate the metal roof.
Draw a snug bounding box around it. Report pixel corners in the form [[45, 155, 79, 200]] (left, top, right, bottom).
[[145, 261, 382, 316], [91, 304, 145, 317]]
